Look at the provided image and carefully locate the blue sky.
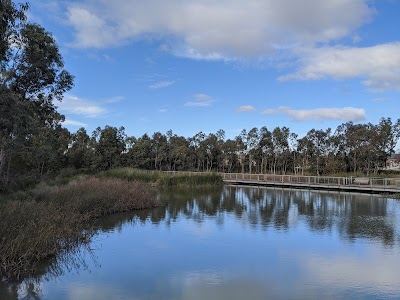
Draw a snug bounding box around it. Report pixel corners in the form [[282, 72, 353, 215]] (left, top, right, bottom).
[[25, 0, 400, 142]]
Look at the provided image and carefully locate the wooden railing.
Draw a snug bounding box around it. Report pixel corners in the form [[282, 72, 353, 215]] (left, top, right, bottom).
[[221, 173, 400, 192], [160, 171, 400, 192]]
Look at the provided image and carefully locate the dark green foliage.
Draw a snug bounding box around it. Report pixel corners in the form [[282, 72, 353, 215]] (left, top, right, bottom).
[[1, 1, 74, 191]]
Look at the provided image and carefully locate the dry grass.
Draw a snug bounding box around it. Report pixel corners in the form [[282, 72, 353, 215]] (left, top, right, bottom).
[[0, 177, 158, 281]]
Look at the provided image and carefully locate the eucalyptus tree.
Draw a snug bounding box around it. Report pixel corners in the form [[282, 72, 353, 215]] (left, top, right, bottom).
[[374, 117, 400, 171], [246, 127, 259, 173], [296, 136, 311, 175], [128, 133, 152, 169], [68, 127, 92, 170], [258, 126, 273, 173], [151, 131, 168, 170], [92, 126, 126, 170], [272, 127, 290, 174], [215, 129, 225, 171], [288, 132, 299, 174], [222, 139, 238, 172], [305, 128, 332, 175], [168, 134, 189, 171], [1, 1, 73, 189], [235, 130, 246, 173], [190, 131, 206, 171]]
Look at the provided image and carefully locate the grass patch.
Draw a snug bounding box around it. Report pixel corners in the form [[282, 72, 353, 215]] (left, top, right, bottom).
[[99, 168, 223, 187], [0, 177, 158, 281]]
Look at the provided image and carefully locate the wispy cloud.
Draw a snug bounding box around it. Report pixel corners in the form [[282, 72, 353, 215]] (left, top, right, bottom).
[[58, 95, 106, 118], [184, 94, 214, 107], [62, 119, 87, 127], [194, 94, 212, 101], [159, 108, 168, 113], [261, 106, 366, 122], [236, 105, 256, 112], [104, 96, 124, 103], [149, 81, 176, 89]]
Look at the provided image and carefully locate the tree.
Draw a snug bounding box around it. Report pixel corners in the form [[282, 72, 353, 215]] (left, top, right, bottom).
[[128, 133, 152, 169], [68, 127, 92, 170], [92, 126, 126, 170], [0, 1, 73, 190], [151, 132, 168, 170], [305, 128, 332, 175]]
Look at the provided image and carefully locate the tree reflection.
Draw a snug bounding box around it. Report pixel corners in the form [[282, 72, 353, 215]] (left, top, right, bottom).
[[154, 186, 397, 246]]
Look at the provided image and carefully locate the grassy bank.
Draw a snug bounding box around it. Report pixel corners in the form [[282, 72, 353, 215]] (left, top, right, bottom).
[[0, 177, 158, 281], [99, 168, 224, 187]]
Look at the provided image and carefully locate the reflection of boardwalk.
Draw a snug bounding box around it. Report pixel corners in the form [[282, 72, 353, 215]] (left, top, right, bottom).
[[221, 173, 400, 194]]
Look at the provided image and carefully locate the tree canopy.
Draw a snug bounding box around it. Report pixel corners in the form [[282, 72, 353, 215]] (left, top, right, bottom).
[[0, 0, 74, 191]]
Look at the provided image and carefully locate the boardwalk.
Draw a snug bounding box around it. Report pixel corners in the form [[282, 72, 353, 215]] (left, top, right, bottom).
[[221, 173, 400, 194]]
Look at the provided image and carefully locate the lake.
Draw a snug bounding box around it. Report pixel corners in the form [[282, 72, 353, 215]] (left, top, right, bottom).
[[3, 186, 400, 299]]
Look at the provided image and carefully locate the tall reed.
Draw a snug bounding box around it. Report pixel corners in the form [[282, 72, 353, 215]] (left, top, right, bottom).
[[99, 168, 223, 186], [0, 177, 158, 281]]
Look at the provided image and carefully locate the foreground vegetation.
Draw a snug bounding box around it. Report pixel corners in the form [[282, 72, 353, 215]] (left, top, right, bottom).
[[0, 177, 158, 281]]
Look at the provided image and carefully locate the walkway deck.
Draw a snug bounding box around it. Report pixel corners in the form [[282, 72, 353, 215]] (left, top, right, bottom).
[[221, 173, 400, 194]]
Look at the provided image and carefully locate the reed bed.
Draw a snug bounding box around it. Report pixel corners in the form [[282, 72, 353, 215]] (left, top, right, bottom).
[[0, 177, 158, 281], [99, 168, 223, 187]]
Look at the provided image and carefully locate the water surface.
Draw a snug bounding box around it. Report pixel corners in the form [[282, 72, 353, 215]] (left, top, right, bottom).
[[3, 186, 400, 299]]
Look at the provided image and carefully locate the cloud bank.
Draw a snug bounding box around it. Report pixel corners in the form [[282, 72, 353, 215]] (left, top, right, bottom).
[[62, 1, 400, 91], [279, 43, 400, 91], [66, 0, 372, 57]]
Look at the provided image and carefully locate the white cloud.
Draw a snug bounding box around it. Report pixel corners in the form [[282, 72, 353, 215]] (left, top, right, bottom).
[[67, 7, 118, 48], [261, 106, 366, 121], [58, 95, 106, 118], [279, 43, 400, 91], [159, 108, 168, 113], [149, 81, 175, 89], [63, 119, 87, 127], [102, 96, 124, 103], [236, 105, 256, 112], [66, 0, 373, 59], [194, 94, 212, 101], [185, 94, 214, 107]]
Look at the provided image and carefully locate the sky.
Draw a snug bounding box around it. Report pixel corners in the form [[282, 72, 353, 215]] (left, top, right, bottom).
[[24, 0, 400, 142]]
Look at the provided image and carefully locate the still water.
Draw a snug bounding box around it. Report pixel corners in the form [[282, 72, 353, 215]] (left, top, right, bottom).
[[4, 186, 400, 299]]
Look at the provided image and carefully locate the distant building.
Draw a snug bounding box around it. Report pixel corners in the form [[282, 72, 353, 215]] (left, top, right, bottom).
[[386, 154, 400, 169]]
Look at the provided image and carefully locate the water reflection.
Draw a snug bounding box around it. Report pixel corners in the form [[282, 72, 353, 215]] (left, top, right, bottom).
[[156, 186, 399, 246], [2, 186, 400, 299]]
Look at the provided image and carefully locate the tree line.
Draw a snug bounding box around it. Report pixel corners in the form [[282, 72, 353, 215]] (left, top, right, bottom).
[[66, 119, 399, 177], [1, 1, 399, 192]]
